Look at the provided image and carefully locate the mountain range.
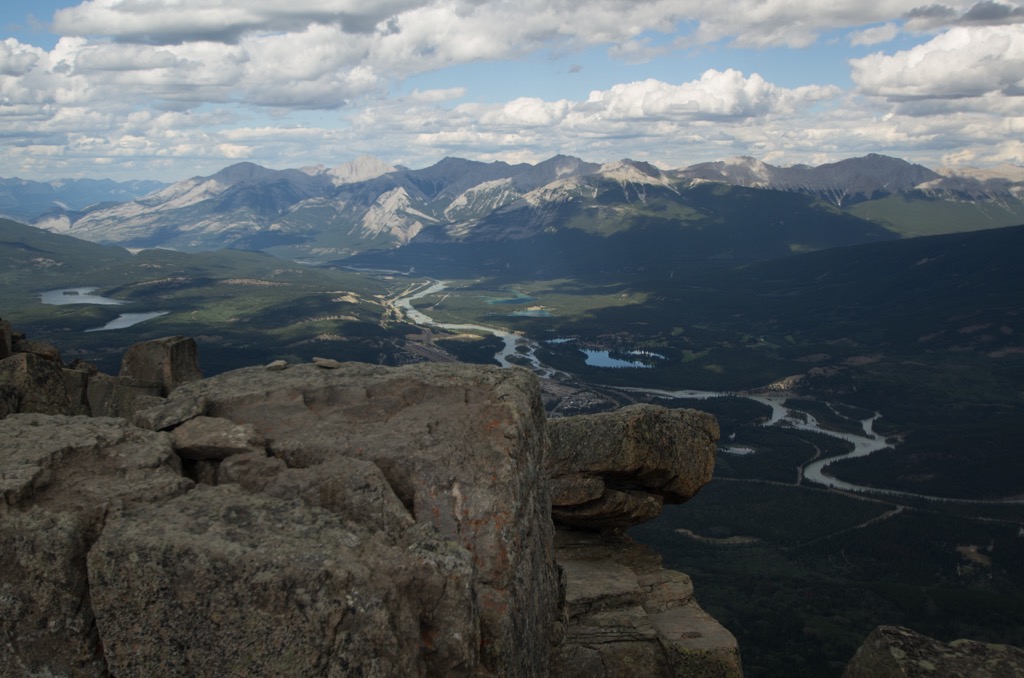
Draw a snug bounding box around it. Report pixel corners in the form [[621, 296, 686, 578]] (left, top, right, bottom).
[[12, 154, 1024, 269], [0, 177, 166, 223]]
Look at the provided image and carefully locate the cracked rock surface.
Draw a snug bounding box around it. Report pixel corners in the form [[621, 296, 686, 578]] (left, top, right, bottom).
[[133, 361, 558, 677], [0, 414, 192, 677]]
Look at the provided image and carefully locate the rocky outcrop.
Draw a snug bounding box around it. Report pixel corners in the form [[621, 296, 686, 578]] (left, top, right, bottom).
[[0, 351, 73, 416], [843, 625, 1024, 677], [133, 361, 558, 677], [0, 415, 192, 677], [89, 484, 479, 677], [546, 404, 719, 530], [541, 404, 740, 676], [118, 335, 202, 396], [551, 530, 742, 677], [0, 321, 202, 418], [1, 330, 736, 677]]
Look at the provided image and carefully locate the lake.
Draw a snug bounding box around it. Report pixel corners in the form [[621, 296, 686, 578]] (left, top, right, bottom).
[[583, 350, 654, 369], [41, 287, 169, 331], [39, 287, 126, 306], [85, 312, 170, 332]]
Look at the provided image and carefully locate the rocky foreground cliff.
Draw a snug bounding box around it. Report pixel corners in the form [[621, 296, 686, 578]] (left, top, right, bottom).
[[0, 321, 742, 677], [6, 321, 1021, 677]]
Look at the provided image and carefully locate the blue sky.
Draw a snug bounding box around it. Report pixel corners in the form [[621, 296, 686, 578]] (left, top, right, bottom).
[[1, 1, 1022, 181]]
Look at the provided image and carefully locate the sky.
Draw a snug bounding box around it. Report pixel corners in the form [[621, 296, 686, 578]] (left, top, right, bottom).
[[1, 0, 1023, 182]]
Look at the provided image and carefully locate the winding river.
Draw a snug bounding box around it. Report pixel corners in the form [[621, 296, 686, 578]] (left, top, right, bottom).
[[392, 281, 1021, 503], [394, 280, 562, 377], [632, 387, 896, 494]]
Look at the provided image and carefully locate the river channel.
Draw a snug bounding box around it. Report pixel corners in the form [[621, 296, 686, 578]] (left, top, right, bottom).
[[393, 280, 1022, 503]]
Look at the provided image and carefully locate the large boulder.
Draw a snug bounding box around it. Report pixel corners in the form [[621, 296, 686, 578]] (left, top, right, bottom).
[[134, 361, 558, 677], [844, 625, 1024, 677], [0, 414, 192, 677], [119, 335, 202, 395], [170, 415, 265, 460], [89, 483, 479, 677], [12, 337, 62, 363], [546, 404, 719, 530]]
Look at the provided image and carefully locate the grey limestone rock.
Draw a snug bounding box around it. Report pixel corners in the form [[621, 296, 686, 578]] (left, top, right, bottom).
[[106, 376, 163, 418], [0, 352, 73, 416], [88, 484, 480, 678], [218, 453, 415, 535], [546, 404, 719, 530], [118, 335, 202, 396], [1, 333, 730, 678], [62, 366, 92, 415], [550, 530, 742, 678], [12, 338, 62, 363], [843, 625, 1024, 678], [134, 361, 559, 677], [84, 372, 117, 418], [132, 392, 207, 431], [0, 414, 193, 678], [170, 415, 265, 460]]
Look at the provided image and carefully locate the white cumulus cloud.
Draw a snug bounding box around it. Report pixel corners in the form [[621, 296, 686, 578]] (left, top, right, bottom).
[[851, 25, 1024, 100], [2, 0, 1023, 179], [581, 70, 838, 120]]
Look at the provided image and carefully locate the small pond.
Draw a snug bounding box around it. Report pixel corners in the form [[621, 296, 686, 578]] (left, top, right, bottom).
[[583, 350, 654, 369], [39, 287, 126, 306]]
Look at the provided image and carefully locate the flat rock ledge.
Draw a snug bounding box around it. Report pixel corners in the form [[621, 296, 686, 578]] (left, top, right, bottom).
[[2, 339, 737, 677], [551, 530, 743, 678], [546, 404, 719, 530]]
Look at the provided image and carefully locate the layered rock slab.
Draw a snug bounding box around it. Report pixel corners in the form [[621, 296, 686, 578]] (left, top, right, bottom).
[[551, 530, 743, 678], [0, 414, 192, 677], [546, 404, 719, 530], [137, 361, 558, 677]]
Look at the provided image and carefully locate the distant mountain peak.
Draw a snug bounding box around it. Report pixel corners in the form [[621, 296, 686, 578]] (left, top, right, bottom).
[[208, 162, 272, 183], [598, 158, 669, 185], [325, 156, 396, 186], [679, 153, 941, 207]]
